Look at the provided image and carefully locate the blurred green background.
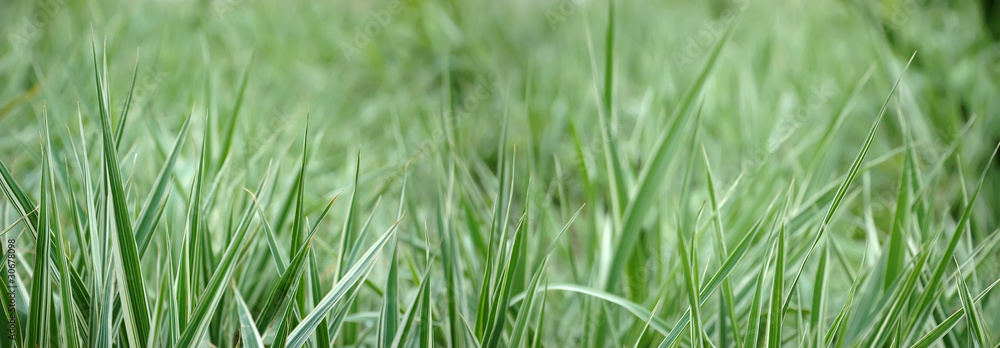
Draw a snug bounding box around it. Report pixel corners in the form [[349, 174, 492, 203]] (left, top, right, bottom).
[[3, 0, 998, 210]]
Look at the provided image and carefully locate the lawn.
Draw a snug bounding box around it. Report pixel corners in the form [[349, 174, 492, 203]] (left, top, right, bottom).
[[1, 0, 999, 347]]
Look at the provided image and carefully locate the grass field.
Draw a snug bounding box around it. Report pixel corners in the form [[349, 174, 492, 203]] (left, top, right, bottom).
[[2, 0, 1000, 347]]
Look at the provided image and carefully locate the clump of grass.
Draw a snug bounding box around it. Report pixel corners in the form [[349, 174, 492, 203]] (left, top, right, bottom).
[[2, 0, 1000, 347]]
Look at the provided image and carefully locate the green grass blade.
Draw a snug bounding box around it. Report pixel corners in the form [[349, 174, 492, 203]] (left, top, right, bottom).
[[0, 158, 39, 232], [45, 115, 80, 348], [254, 188, 289, 273], [217, 52, 254, 166], [741, 230, 776, 348], [25, 117, 53, 348], [658, 191, 784, 348], [883, 117, 914, 290], [702, 145, 743, 346], [483, 208, 529, 348], [475, 131, 510, 340], [379, 237, 400, 347], [594, 0, 629, 219], [439, 196, 465, 348], [419, 264, 433, 348], [908, 276, 1000, 348], [234, 287, 265, 348], [114, 51, 140, 150], [676, 205, 706, 347], [513, 203, 584, 344], [510, 284, 672, 335], [135, 110, 192, 255], [825, 241, 872, 346], [632, 299, 662, 348], [176, 185, 263, 347], [325, 282, 366, 345], [954, 260, 989, 347], [391, 265, 434, 348], [309, 249, 332, 348], [766, 225, 785, 347], [254, 228, 315, 332], [809, 243, 828, 346], [507, 207, 580, 347], [286, 223, 398, 348], [148, 255, 172, 348], [607, 16, 738, 292], [907, 142, 999, 337], [93, 37, 151, 348], [290, 119, 309, 250], [699, 196, 779, 296], [782, 52, 916, 315], [288, 118, 311, 336], [508, 258, 546, 348], [868, 225, 940, 346], [339, 151, 363, 277], [270, 299, 295, 348], [795, 64, 877, 202], [177, 115, 210, 330]]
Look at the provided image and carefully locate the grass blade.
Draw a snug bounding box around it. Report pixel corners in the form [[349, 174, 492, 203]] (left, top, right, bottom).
[[782, 52, 916, 315], [677, 206, 705, 347], [308, 249, 332, 348], [510, 284, 673, 335], [379, 237, 400, 347], [234, 287, 265, 348], [92, 36, 151, 348], [135, 110, 193, 255], [766, 225, 785, 347], [113, 51, 140, 150], [217, 52, 254, 166], [954, 260, 989, 347], [906, 142, 999, 337], [607, 15, 738, 293], [741, 229, 776, 348], [809, 243, 828, 346], [175, 183, 264, 346], [908, 276, 1000, 348], [254, 229, 315, 332], [25, 115, 54, 348], [703, 145, 743, 346], [391, 265, 434, 348], [658, 190, 785, 347], [286, 222, 398, 348], [45, 115, 80, 348]]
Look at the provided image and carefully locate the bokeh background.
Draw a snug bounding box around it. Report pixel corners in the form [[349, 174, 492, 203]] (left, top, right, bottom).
[[3, 0, 998, 218]]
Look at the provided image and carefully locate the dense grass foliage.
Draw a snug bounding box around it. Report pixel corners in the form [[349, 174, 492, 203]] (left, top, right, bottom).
[[2, 0, 1000, 347]]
